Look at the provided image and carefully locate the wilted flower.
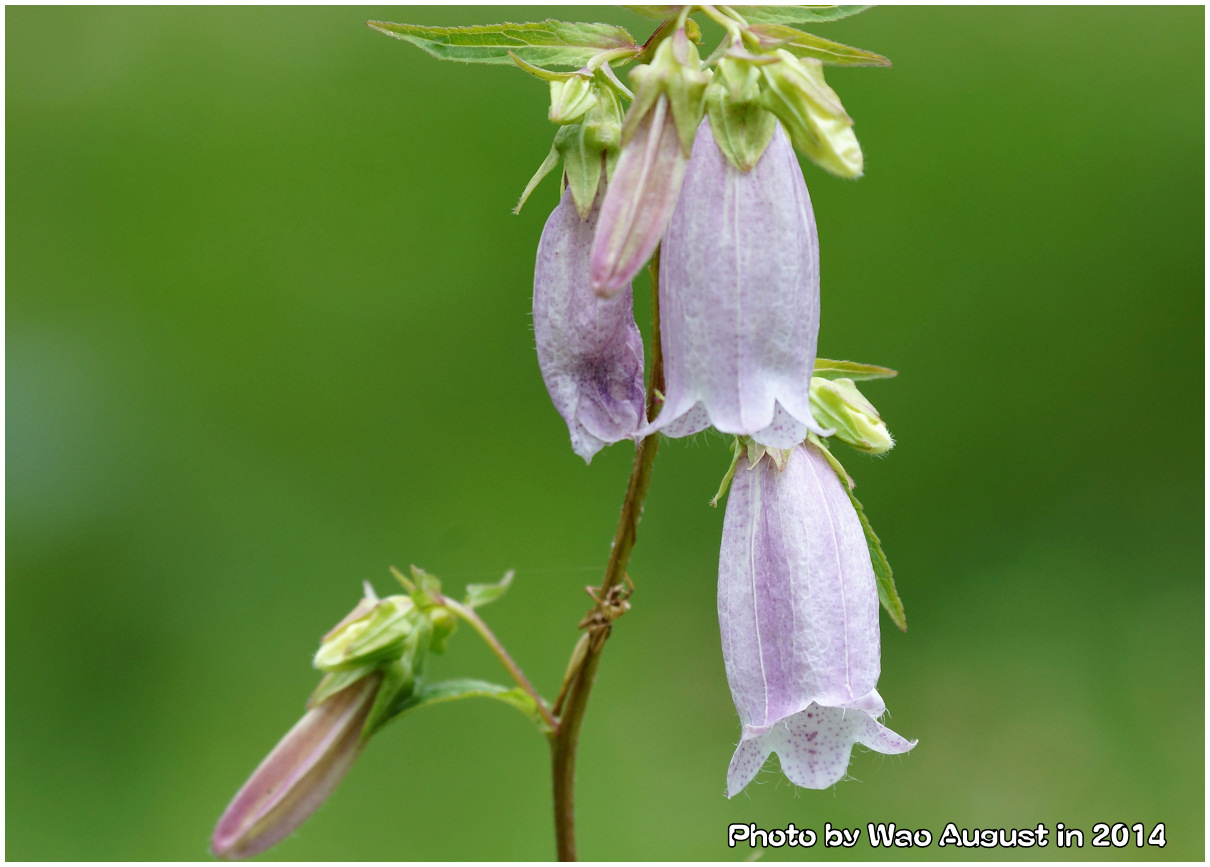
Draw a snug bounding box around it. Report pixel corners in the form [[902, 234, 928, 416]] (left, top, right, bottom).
[[718, 442, 914, 797], [534, 187, 646, 462], [641, 118, 831, 448], [211, 672, 382, 860]]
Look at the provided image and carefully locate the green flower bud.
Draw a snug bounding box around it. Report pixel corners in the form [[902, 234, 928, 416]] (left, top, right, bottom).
[[549, 73, 598, 125], [427, 605, 458, 654], [760, 49, 863, 178], [516, 71, 626, 219], [809, 377, 894, 454], [314, 593, 420, 672]]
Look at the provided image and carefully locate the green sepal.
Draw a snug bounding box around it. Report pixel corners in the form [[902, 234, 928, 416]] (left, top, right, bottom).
[[407, 564, 444, 609], [367, 20, 636, 69], [391, 677, 553, 734], [464, 569, 515, 609], [308, 664, 378, 710], [743, 437, 793, 472], [747, 23, 890, 67], [514, 139, 563, 215], [625, 30, 710, 154], [705, 54, 779, 172], [313, 594, 419, 672], [814, 358, 898, 381], [362, 660, 416, 739], [709, 437, 745, 507], [730, 6, 873, 26], [562, 125, 606, 217], [808, 434, 906, 631]]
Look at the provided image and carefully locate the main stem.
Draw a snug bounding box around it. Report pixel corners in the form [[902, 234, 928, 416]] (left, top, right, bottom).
[[550, 247, 665, 861]]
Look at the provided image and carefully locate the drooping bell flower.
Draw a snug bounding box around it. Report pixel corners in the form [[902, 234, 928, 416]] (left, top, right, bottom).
[[211, 672, 382, 859], [718, 442, 914, 797], [534, 187, 646, 462], [641, 119, 831, 449]]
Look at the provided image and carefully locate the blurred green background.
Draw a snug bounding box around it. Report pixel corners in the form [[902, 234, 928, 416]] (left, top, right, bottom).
[[7, 6, 1203, 860]]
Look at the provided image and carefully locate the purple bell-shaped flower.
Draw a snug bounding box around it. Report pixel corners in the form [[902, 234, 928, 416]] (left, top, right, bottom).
[[642, 119, 831, 448], [718, 442, 914, 796]]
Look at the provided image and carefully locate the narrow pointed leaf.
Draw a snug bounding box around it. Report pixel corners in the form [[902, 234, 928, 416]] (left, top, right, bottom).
[[733, 6, 873, 26], [814, 358, 898, 381], [368, 20, 635, 68], [748, 24, 890, 67]]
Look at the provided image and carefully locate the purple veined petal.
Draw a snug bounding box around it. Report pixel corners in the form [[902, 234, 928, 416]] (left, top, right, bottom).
[[718, 443, 913, 797], [211, 673, 381, 860], [534, 188, 646, 463], [642, 118, 831, 447], [589, 95, 689, 298]]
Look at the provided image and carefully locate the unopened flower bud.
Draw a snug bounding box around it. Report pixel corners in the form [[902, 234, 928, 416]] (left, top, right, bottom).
[[549, 73, 598, 125], [809, 376, 894, 454], [761, 49, 863, 178], [589, 94, 688, 296], [211, 672, 382, 860]]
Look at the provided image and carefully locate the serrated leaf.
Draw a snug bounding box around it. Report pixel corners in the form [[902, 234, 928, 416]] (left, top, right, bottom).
[[368, 20, 635, 69], [464, 570, 515, 609], [814, 358, 898, 381], [749, 24, 890, 67], [733, 6, 872, 26], [392, 678, 550, 731], [809, 436, 906, 631]]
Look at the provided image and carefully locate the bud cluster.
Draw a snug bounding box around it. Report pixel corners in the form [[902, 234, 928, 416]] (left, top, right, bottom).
[[213, 570, 466, 859]]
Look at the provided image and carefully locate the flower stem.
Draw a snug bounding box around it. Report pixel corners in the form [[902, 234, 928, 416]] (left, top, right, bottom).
[[550, 246, 665, 861], [441, 595, 558, 732]]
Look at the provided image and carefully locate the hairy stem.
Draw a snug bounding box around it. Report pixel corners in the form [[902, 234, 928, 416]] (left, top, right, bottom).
[[550, 246, 665, 861]]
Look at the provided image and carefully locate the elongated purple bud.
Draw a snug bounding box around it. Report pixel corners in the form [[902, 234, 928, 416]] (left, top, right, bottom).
[[589, 95, 688, 297], [211, 673, 381, 860], [535, 188, 646, 462], [642, 119, 831, 448], [719, 444, 914, 797]]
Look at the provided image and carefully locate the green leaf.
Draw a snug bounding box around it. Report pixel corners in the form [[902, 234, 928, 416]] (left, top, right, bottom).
[[393, 678, 551, 732], [809, 436, 906, 631], [748, 24, 890, 67], [814, 358, 898, 381], [464, 570, 515, 609], [367, 20, 636, 69], [732, 6, 873, 26]]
